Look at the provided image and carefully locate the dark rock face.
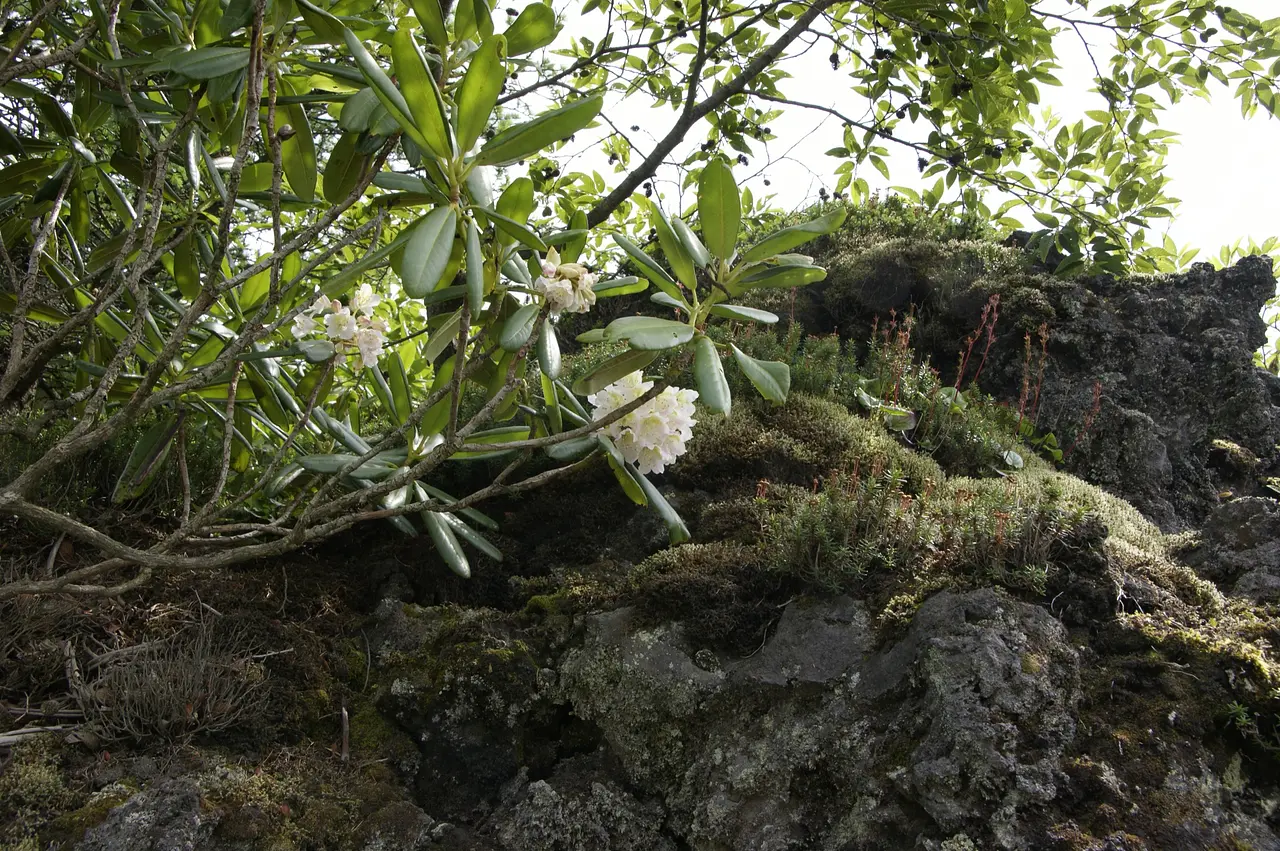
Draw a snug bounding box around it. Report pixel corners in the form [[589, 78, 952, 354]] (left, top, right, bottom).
[[555, 591, 1081, 849], [77, 780, 209, 851], [931, 256, 1279, 531], [1184, 497, 1280, 599]]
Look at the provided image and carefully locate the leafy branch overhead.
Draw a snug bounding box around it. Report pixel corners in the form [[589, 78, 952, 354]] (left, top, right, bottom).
[[0, 0, 1273, 597]]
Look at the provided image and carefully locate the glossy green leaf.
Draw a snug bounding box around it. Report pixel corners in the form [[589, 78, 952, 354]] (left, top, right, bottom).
[[408, 0, 448, 50], [734, 263, 826, 292], [571, 348, 657, 395], [598, 436, 647, 506], [693, 335, 730, 414], [611, 234, 684, 303], [391, 24, 452, 158], [649, 201, 696, 288], [633, 469, 690, 544], [592, 276, 646, 297], [671, 216, 710, 269], [401, 206, 457, 298], [456, 36, 506, 154], [322, 132, 369, 204], [541, 371, 562, 433], [698, 158, 740, 260], [473, 95, 602, 166], [296, 0, 344, 42], [499, 302, 540, 351], [112, 413, 181, 503], [740, 208, 847, 263], [545, 434, 599, 462], [168, 47, 251, 79], [708, 304, 778, 324], [503, 2, 559, 55], [473, 205, 548, 252], [280, 78, 317, 202], [440, 512, 502, 561], [537, 318, 560, 378], [464, 217, 485, 310], [421, 509, 471, 577], [343, 28, 432, 155], [602, 316, 694, 350], [731, 344, 790, 404], [560, 209, 589, 263]]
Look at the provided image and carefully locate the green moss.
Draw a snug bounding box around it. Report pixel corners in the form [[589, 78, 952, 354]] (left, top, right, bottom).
[[0, 734, 84, 849], [42, 787, 133, 846]]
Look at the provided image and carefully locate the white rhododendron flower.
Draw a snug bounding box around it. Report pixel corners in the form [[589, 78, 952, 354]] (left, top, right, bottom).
[[354, 325, 386, 370], [589, 371, 698, 475], [324, 308, 357, 341], [350, 283, 382, 316], [535, 276, 578, 318], [291, 313, 318, 340], [306, 294, 332, 316], [532, 249, 597, 317]]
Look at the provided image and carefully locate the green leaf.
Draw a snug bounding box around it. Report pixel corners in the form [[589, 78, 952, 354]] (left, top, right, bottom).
[[598, 436, 647, 506], [571, 348, 658, 395], [734, 263, 826, 292], [401, 206, 457, 298], [503, 2, 559, 54], [602, 316, 694, 350], [111, 413, 181, 503], [559, 209, 589, 263], [537, 318, 561, 378], [391, 24, 452, 158], [421, 509, 471, 577], [731, 344, 790, 403], [472, 205, 548, 251], [650, 292, 686, 312], [343, 28, 432, 155], [740, 208, 847, 264], [296, 0, 344, 42], [465, 217, 485, 310], [545, 434, 599, 462], [440, 512, 503, 561], [611, 234, 684, 303], [698, 157, 741, 260], [693, 335, 730, 414], [499, 302, 540, 351], [280, 78, 317, 202], [322, 132, 369, 203], [168, 47, 251, 79], [541, 371, 562, 433], [456, 36, 506, 153], [649, 201, 696, 288], [708, 304, 778, 324], [671, 216, 710, 268], [473, 95, 603, 167], [408, 0, 449, 50], [632, 469, 691, 544], [592, 275, 646, 297]]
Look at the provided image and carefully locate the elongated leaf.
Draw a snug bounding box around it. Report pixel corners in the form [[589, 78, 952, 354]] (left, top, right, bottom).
[[342, 28, 432, 154], [339, 87, 381, 132], [297, 453, 397, 479], [0, 292, 67, 323], [503, 2, 559, 54], [602, 315, 694, 350], [611, 234, 684, 303], [599, 436, 647, 506], [496, 175, 535, 224], [708, 304, 778, 324], [322, 224, 416, 297], [633, 469, 691, 544], [440, 512, 502, 561], [650, 292, 686, 312], [473, 205, 547, 252], [731, 344, 790, 404], [671, 216, 710, 268], [112, 413, 181, 503], [499, 302, 540, 351], [693, 335, 730, 414], [537, 318, 560, 378], [280, 78, 317, 202], [735, 263, 826, 292], [649, 202, 696, 288], [322, 131, 369, 203], [409, 0, 448, 50], [416, 481, 498, 530], [401, 206, 457, 298], [296, 0, 344, 42], [456, 36, 506, 153], [698, 158, 740, 260], [168, 46, 251, 79], [571, 348, 657, 395], [559, 210, 588, 262], [465, 217, 485, 310], [593, 276, 646, 297], [391, 24, 452, 158], [545, 434, 598, 462], [474, 95, 602, 166], [173, 234, 202, 301], [421, 509, 471, 577], [541, 371, 562, 433], [740, 207, 847, 263]]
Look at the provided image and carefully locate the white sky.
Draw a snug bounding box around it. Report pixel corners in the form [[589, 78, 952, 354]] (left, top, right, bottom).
[[553, 0, 1279, 265]]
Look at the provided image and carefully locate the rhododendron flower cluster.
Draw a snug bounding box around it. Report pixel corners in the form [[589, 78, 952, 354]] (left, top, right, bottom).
[[533, 247, 597, 318], [588, 371, 698, 475], [292, 284, 387, 369]]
